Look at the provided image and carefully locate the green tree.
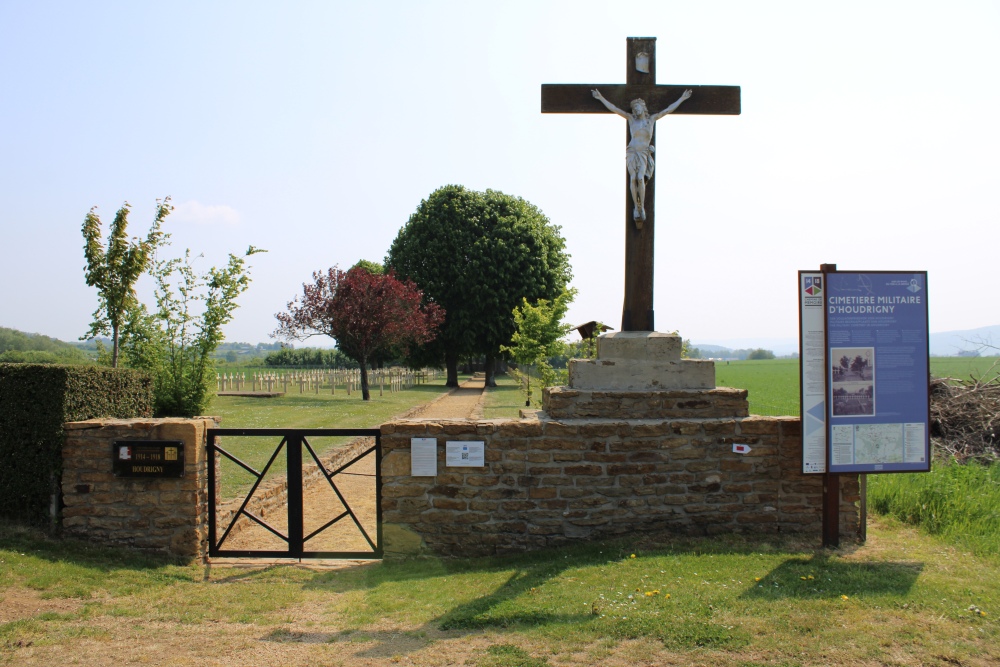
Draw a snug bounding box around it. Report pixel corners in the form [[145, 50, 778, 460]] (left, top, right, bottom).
[[81, 199, 170, 366], [121, 248, 262, 416], [502, 288, 575, 406], [352, 259, 385, 275], [747, 348, 776, 360], [386, 185, 572, 387]]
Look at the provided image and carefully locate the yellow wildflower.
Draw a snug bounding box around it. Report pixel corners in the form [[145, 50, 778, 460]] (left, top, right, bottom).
[[841, 595, 849, 601]]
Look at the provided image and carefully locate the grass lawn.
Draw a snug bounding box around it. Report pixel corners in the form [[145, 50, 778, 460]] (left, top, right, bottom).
[[1, 517, 997, 666], [483, 372, 526, 419]]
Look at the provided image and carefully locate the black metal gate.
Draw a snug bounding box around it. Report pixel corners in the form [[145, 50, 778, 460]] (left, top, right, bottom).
[[207, 428, 382, 559]]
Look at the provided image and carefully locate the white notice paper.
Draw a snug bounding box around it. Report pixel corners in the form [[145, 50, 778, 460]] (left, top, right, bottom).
[[410, 438, 437, 476], [445, 441, 485, 467]]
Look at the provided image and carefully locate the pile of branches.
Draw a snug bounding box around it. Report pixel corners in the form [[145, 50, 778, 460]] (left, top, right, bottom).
[[930, 364, 1000, 463]]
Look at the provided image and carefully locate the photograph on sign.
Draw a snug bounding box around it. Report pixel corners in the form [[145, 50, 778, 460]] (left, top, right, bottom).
[[830, 347, 874, 416], [824, 271, 930, 474], [798, 271, 827, 474]]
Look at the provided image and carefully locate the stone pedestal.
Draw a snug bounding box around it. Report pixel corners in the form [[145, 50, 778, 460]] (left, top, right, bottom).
[[568, 331, 715, 391]]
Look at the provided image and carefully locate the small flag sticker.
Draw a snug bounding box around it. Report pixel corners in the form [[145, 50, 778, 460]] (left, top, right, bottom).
[[733, 444, 752, 455]]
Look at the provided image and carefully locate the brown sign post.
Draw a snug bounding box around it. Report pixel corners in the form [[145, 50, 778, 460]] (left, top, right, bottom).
[[541, 37, 740, 332]]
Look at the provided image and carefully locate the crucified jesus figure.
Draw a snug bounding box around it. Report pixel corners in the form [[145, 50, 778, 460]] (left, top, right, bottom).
[[591, 88, 692, 225]]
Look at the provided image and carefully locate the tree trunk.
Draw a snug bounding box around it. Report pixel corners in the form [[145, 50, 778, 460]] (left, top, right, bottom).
[[359, 356, 371, 400], [445, 349, 459, 387], [484, 353, 497, 387], [111, 324, 120, 368]]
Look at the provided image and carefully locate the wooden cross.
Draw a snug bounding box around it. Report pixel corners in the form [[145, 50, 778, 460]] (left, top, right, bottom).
[[541, 37, 740, 332]]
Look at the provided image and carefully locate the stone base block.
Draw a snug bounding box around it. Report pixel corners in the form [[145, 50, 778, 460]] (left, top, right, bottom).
[[543, 386, 749, 419], [598, 331, 683, 361], [569, 358, 715, 390]]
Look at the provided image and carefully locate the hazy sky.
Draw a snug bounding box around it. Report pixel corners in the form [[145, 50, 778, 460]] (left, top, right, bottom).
[[1, 1, 996, 349]]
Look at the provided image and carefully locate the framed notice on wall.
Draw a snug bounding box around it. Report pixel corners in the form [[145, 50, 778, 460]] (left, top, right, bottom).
[[824, 271, 931, 474]]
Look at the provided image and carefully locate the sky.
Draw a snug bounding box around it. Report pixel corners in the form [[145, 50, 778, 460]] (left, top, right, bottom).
[[1, 1, 997, 351]]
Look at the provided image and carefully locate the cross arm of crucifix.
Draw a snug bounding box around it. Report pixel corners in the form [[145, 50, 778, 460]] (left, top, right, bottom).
[[542, 84, 740, 116]]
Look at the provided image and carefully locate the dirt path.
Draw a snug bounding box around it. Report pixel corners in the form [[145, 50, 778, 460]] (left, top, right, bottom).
[[408, 375, 486, 419]]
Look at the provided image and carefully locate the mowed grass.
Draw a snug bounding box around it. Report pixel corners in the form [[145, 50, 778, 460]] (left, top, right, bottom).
[[483, 372, 528, 419], [1, 518, 997, 665], [207, 375, 457, 500]]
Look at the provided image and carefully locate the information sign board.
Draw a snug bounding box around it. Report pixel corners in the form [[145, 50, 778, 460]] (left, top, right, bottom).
[[112, 440, 185, 478], [445, 441, 485, 467], [799, 271, 827, 474], [410, 437, 438, 476], [824, 271, 930, 473]]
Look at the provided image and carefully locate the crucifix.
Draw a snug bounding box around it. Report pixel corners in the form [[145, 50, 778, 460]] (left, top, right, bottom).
[[541, 37, 740, 332]]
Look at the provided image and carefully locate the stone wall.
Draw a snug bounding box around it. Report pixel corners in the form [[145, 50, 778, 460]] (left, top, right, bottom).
[[62, 418, 214, 558], [380, 407, 859, 557]]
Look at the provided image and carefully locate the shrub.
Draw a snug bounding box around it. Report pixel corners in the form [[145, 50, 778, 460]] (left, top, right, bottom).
[[0, 364, 152, 525]]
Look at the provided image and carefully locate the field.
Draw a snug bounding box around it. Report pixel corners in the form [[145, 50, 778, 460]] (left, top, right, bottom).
[[712, 356, 1000, 416]]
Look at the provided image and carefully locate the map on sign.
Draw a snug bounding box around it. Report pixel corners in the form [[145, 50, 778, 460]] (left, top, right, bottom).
[[853, 424, 904, 465]]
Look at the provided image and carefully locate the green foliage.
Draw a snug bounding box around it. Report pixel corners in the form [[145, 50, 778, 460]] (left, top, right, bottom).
[[747, 348, 776, 360], [263, 347, 358, 368], [387, 184, 572, 385], [869, 459, 1000, 560], [682, 339, 701, 359], [121, 249, 258, 417], [81, 199, 170, 367], [0, 364, 152, 524], [502, 289, 574, 404], [0, 328, 92, 364], [351, 258, 385, 275]]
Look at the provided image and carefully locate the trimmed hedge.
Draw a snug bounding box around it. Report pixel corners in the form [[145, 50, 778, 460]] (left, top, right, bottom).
[[0, 364, 153, 524]]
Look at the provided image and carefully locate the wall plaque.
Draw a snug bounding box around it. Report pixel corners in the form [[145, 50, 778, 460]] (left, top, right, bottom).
[[445, 441, 485, 467], [112, 440, 185, 478]]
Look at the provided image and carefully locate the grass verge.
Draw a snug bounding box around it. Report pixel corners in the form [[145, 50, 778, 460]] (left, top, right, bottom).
[[869, 459, 1000, 562], [2, 519, 997, 666]]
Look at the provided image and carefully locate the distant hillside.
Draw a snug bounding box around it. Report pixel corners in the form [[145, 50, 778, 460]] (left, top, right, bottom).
[[0, 327, 92, 364], [928, 325, 1000, 356]]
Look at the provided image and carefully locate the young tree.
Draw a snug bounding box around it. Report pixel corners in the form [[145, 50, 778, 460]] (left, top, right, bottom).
[[501, 288, 575, 406], [121, 248, 262, 417], [273, 266, 444, 400], [81, 198, 170, 366], [387, 185, 572, 387]]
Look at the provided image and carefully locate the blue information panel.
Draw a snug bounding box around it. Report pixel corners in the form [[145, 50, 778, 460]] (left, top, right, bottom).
[[825, 271, 930, 474]]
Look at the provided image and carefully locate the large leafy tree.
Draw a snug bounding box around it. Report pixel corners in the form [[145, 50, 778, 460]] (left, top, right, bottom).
[[81, 198, 170, 366], [273, 266, 444, 400], [386, 185, 572, 387]]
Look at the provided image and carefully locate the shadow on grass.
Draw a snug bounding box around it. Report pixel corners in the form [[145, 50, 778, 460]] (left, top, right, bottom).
[[296, 531, 852, 658], [739, 551, 923, 601]]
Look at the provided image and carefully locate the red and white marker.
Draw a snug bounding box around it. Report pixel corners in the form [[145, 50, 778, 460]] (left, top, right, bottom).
[[732, 443, 752, 455]]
